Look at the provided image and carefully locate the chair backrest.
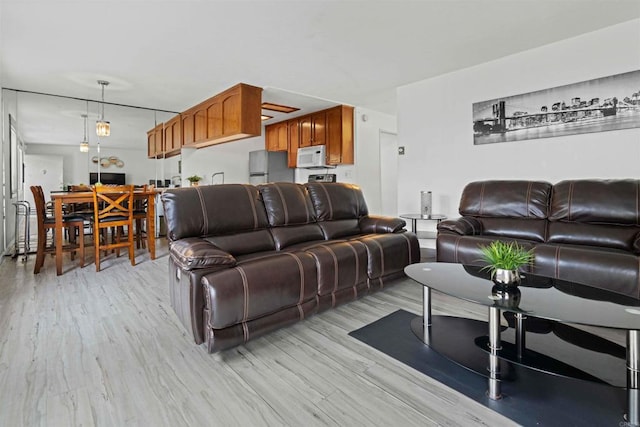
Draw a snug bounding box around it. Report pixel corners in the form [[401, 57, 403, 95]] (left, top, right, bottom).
[[92, 185, 134, 223], [30, 185, 47, 226]]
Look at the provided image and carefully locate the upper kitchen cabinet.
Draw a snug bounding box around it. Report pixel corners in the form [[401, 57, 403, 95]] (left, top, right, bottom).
[[147, 123, 164, 159], [299, 112, 326, 147], [181, 103, 208, 146], [325, 105, 354, 164], [183, 83, 262, 149], [265, 121, 289, 152], [163, 115, 182, 157], [266, 105, 353, 167]]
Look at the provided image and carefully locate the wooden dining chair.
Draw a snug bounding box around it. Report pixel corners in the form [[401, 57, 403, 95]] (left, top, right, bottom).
[[133, 184, 149, 249], [30, 185, 85, 274], [92, 185, 135, 271]]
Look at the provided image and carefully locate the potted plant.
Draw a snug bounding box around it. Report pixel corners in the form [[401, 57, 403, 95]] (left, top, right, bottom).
[[186, 175, 202, 186], [479, 240, 534, 287]]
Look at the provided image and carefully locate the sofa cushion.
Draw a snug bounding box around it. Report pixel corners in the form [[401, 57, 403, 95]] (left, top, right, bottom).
[[479, 217, 547, 242], [436, 233, 537, 269], [305, 241, 369, 299], [202, 251, 318, 329], [459, 180, 552, 219], [359, 215, 406, 233], [259, 182, 317, 226], [205, 229, 275, 256], [269, 224, 326, 250], [162, 184, 271, 242], [317, 218, 361, 239], [355, 232, 421, 279], [550, 179, 640, 224], [306, 182, 368, 221], [547, 221, 640, 252], [533, 243, 640, 298], [169, 237, 236, 271]]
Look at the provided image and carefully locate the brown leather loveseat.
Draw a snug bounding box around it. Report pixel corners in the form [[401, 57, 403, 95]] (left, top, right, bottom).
[[437, 179, 640, 298], [161, 182, 420, 352]]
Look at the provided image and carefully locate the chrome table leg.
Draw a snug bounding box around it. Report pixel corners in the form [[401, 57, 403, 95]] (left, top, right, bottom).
[[627, 330, 640, 425], [488, 306, 502, 400]]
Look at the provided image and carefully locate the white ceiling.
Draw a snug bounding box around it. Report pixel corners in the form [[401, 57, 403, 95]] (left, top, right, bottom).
[[2, 0, 639, 148]]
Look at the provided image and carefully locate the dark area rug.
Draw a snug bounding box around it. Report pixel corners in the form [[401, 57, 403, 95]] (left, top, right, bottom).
[[349, 309, 627, 427]]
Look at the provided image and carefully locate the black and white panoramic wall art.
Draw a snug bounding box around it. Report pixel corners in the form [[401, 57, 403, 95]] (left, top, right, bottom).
[[472, 69, 640, 145]]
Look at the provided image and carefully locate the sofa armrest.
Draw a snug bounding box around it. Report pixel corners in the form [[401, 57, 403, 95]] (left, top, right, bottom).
[[437, 217, 482, 235], [359, 215, 406, 233], [169, 237, 237, 271]]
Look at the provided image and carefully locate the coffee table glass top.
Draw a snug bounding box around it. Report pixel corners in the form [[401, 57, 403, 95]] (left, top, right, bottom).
[[400, 214, 447, 221], [405, 262, 640, 331]]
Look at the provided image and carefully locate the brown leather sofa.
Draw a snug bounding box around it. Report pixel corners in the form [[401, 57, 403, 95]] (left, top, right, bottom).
[[437, 179, 640, 298], [161, 182, 420, 352]]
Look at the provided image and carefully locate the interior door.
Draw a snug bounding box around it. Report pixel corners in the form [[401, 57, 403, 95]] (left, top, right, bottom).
[[379, 131, 398, 217], [24, 154, 64, 209]]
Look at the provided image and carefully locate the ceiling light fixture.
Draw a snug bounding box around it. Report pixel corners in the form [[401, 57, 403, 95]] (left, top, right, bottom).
[[96, 80, 110, 137], [79, 113, 89, 152], [261, 102, 299, 113]]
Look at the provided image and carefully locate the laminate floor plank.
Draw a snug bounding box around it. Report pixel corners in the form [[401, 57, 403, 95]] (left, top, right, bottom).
[[1, 241, 525, 426]]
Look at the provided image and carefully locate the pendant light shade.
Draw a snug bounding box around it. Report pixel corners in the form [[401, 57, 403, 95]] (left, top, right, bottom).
[[80, 112, 89, 152], [96, 80, 110, 137]]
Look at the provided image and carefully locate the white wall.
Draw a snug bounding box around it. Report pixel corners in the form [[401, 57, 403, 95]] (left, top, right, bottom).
[[26, 143, 157, 187], [180, 136, 265, 186], [397, 19, 640, 219], [354, 106, 396, 214]]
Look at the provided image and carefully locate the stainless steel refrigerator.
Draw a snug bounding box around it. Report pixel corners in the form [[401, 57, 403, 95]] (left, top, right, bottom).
[[248, 150, 294, 184]]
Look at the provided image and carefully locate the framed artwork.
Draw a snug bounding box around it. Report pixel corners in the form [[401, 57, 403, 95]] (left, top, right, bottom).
[[473, 70, 640, 145]]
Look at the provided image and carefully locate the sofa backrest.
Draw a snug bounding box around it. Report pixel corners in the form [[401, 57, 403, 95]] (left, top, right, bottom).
[[459, 180, 552, 242], [306, 182, 369, 239], [548, 179, 640, 252], [162, 184, 275, 255], [258, 182, 325, 249]]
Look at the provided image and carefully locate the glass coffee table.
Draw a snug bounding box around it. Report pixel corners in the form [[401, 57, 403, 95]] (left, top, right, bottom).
[[405, 262, 640, 424]]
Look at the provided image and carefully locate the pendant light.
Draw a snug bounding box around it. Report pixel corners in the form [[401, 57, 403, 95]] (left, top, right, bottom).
[[96, 80, 110, 137], [79, 113, 89, 152], [80, 100, 90, 152]]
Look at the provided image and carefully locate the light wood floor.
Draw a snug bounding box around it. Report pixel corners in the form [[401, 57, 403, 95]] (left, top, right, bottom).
[[1, 239, 523, 426]]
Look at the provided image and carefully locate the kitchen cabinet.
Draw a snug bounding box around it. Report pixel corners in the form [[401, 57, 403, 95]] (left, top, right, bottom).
[[182, 83, 262, 149], [265, 121, 289, 152], [287, 120, 299, 168], [147, 124, 164, 159], [299, 112, 326, 147], [163, 115, 182, 157], [325, 105, 354, 164], [265, 105, 353, 168]]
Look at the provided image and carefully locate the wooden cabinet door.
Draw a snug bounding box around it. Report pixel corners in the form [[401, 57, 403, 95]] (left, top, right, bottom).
[[163, 116, 182, 152], [325, 105, 354, 165], [164, 123, 173, 151], [182, 112, 195, 146], [265, 122, 289, 151], [154, 125, 164, 157], [265, 124, 278, 151], [194, 107, 208, 142], [299, 116, 312, 147], [147, 130, 156, 158], [220, 91, 241, 136], [206, 99, 222, 140], [288, 120, 300, 168], [310, 112, 326, 146]]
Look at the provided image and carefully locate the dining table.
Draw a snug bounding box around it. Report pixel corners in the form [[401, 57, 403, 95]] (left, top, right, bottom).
[[50, 188, 160, 275]]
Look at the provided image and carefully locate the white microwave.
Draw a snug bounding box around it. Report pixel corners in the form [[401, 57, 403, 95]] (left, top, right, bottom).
[[296, 145, 334, 169]]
